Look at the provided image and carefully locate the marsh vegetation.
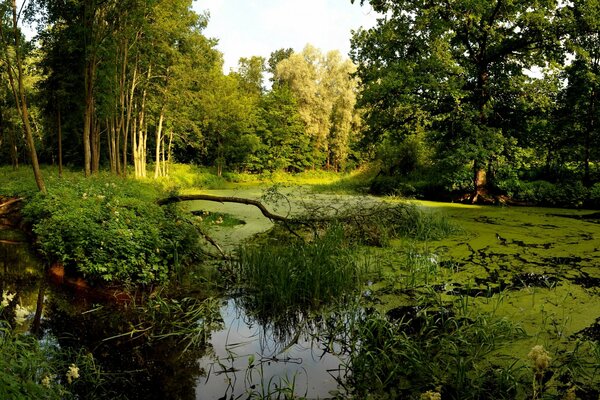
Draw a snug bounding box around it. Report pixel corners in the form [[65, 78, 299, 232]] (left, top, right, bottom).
[[1, 167, 599, 399]]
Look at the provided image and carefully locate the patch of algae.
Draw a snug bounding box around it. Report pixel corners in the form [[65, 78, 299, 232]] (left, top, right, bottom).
[[366, 200, 600, 390]]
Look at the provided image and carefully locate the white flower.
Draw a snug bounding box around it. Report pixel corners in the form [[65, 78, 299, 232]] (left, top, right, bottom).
[[1, 291, 15, 307], [14, 304, 30, 325], [66, 364, 80, 384]]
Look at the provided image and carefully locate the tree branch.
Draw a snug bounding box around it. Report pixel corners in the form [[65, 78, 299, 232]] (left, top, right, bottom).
[[157, 194, 290, 222]]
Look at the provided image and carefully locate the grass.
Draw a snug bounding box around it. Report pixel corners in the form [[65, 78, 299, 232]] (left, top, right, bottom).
[[234, 225, 370, 318]]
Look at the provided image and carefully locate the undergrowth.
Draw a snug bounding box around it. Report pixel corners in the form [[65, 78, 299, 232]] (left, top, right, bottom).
[[10, 170, 202, 285]]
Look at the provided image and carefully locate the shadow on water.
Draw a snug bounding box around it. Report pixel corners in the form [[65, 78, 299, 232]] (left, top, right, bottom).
[[1, 229, 216, 400]]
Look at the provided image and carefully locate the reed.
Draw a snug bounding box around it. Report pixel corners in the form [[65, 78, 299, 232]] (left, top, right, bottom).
[[234, 225, 370, 317]]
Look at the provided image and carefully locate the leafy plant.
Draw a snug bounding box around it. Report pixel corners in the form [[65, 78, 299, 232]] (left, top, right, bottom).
[[20, 175, 202, 284]]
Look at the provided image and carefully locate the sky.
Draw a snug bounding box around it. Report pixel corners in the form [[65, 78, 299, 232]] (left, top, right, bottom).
[[193, 0, 380, 73]]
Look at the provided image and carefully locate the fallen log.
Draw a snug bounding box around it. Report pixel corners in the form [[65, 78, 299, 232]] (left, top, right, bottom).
[[157, 194, 290, 222], [0, 197, 24, 210]]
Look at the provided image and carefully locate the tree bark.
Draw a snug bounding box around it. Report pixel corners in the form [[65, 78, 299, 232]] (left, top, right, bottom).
[[154, 106, 165, 179], [157, 194, 290, 222], [0, 0, 46, 193]]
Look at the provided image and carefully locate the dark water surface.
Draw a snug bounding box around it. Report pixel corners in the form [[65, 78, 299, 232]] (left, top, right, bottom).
[[0, 227, 346, 399]]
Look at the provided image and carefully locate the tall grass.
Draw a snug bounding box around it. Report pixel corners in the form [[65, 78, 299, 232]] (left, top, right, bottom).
[[337, 299, 527, 399], [234, 225, 370, 318]]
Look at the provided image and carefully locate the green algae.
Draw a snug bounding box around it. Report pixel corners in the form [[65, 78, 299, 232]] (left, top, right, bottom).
[[181, 185, 600, 393]]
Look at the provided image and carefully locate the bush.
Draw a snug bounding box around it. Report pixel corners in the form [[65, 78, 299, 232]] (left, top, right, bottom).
[[510, 180, 589, 207], [21, 177, 201, 285], [588, 183, 600, 208]]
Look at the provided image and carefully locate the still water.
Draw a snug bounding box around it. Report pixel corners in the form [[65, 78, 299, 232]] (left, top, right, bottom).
[[196, 298, 344, 399], [0, 227, 347, 399]]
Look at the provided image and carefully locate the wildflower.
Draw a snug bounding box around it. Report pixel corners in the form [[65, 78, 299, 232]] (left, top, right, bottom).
[[563, 385, 577, 400], [528, 345, 551, 371], [421, 390, 442, 400], [66, 364, 80, 384], [14, 304, 30, 325], [1, 291, 15, 307], [215, 216, 224, 225], [82, 192, 87, 199], [41, 375, 51, 388]]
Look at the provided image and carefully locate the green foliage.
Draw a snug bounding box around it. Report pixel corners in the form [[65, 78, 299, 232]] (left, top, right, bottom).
[[589, 182, 600, 208], [0, 324, 66, 399], [500, 180, 590, 207], [20, 174, 201, 284], [235, 226, 369, 316], [340, 302, 526, 399]]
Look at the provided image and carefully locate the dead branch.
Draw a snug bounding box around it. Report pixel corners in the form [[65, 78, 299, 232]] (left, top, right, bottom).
[[157, 194, 290, 222], [0, 197, 23, 210]]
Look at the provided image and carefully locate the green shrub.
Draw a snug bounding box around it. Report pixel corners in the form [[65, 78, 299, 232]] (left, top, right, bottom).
[[588, 182, 600, 208], [21, 177, 201, 284], [511, 180, 589, 207]]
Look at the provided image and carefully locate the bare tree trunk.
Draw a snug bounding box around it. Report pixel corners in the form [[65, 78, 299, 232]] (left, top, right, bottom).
[[132, 108, 138, 177], [83, 61, 94, 176], [166, 128, 173, 176], [122, 60, 138, 177], [154, 107, 165, 178], [92, 118, 101, 173]]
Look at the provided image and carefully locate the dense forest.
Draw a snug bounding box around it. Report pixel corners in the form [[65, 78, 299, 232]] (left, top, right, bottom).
[[1, 0, 600, 207]]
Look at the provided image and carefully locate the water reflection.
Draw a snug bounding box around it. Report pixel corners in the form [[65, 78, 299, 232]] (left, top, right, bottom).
[[1, 231, 351, 400], [196, 298, 346, 400], [0, 230, 217, 400]]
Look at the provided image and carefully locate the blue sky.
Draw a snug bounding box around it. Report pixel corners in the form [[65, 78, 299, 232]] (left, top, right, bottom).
[[193, 0, 380, 72]]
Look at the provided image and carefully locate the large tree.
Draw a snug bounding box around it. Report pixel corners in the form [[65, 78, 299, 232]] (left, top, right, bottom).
[[0, 0, 46, 192], [556, 0, 600, 184], [276, 45, 358, 170], [350, 0, 567, 199]]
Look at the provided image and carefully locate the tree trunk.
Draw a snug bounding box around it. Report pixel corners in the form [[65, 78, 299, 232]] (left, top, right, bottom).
[[471, 165, 487, 203], [154, 107, 165, 179], [0, 1, 46, 193], [9, 128, 18, 170], [166, 128, 173, 176], [92, 118, 101, 173], [83, 60, 95, 177], [584, 89, 595, 186]]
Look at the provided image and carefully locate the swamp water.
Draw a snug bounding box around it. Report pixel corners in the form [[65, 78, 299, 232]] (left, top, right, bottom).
[[2, 192, 600, 398]]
